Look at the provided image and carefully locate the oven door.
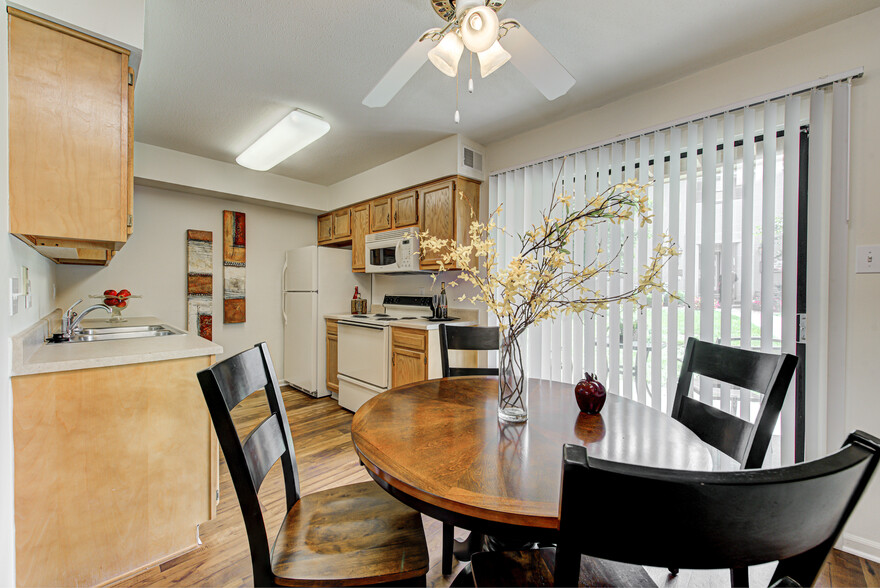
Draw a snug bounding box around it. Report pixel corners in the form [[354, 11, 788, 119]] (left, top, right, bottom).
[[337, 321, 390, 389], [365, 239, 401, 273]]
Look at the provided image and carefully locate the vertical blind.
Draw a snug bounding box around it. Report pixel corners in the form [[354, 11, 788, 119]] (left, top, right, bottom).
[[488, 81, 853, 467]]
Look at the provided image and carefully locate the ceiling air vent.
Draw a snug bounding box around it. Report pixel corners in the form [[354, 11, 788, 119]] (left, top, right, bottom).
[[462, 146, 483, 173]]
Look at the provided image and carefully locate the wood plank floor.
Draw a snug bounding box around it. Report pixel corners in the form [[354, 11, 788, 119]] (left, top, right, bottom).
[[111, 387, 880, 587]]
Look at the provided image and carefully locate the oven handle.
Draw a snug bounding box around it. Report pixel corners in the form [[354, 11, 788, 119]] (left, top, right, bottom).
[[395, 241, 401, 266], [338, 320, 386, 331]]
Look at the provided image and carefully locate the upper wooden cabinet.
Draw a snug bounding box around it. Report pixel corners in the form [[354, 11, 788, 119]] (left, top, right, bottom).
[[317, 214, 332, 243], [314, 175, 481, 273], [370, 197, 392, 233], [351, 204, 369, 272], [8, 8, 133, 265], [332, 208, 351, 239], [419, 177, 480, 271], [392, 190, 418, 228]]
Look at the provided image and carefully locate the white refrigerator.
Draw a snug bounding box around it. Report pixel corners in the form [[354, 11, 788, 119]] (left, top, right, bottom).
[[282, 246, 370, 397]]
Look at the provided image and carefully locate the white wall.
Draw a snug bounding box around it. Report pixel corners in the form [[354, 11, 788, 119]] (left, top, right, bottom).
[[0, 1, 58, 582], [485, 7, 880, 560], [55, 185, 317, 371], [134, 143, 331, 214], [330, 135, 473, 209]]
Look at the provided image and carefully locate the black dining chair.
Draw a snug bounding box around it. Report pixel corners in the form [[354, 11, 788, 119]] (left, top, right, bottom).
[[672, 336, 799, 470], [670, 337, 798, 580], [438, 323, 500, 377], [471, 431, 880, 588], [197, 342, 429, 587], [438, 324, 500, 575]]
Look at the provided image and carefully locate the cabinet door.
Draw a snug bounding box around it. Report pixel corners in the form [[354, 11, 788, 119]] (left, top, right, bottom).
[[392, 347, 427, 388], [317, 214, 332, 243], [393, 190, 418, 228], [326, 333, 339, 393], [8, 9, 131, 246], [370, 197, 392, 233], [419, 180, 455, 269], [332, 208, 351, 239], [351, 204, 370, 272]]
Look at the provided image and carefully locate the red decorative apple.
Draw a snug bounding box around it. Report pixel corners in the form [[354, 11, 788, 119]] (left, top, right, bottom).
[[103, 289, 118, 306], [574, 372, 606, 414], [116, 299, 128, 309], [118, 289, 131, 299]]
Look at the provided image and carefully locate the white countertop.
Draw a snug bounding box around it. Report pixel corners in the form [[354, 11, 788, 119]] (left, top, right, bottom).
[[323, 312, 475, 331], [12, 311, 223, 376]]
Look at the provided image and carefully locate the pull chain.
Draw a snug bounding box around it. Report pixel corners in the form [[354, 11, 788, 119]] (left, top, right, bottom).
[[468, 52, 474, 94], [455, 66, 460, 124]]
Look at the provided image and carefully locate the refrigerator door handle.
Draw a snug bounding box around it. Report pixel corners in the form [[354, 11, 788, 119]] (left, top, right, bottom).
[[281, 257, 289, 324]]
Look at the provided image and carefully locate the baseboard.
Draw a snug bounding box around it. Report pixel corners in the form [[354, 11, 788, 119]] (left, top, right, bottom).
[[95, 542, 200, 587], [840, 533, 880, 564]]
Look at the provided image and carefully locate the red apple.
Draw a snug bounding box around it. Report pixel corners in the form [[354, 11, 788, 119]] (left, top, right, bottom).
[[118, 289, 131, 299], [574, 372, 606, 414], [116, 299, 128, 309], [103, 289, 118, 306]]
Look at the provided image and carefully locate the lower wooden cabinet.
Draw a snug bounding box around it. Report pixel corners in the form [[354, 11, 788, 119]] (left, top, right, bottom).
[[11, 355, 217, 587], [391, 327, 428, 388], [326, 319, 339, 394]]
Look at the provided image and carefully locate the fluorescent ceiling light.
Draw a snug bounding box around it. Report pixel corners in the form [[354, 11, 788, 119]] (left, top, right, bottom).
[[236, 109, 330, 171]]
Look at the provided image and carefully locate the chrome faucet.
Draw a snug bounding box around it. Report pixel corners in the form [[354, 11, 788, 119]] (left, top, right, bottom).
[[62, 299, 112, 338]]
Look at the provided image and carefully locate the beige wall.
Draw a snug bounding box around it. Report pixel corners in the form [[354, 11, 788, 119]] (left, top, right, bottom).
[[485, 7, 880, 558], [55, 185, 318, 371]]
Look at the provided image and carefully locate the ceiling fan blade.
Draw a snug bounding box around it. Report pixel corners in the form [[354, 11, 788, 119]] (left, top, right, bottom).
[[363, 31, 436, 108], [503, 24, 575, 101]]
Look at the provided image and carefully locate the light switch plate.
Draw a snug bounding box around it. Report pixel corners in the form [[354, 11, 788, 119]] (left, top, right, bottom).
[[856, 245, 880, 273]]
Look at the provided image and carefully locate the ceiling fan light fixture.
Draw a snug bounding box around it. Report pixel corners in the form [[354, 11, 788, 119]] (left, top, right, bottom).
[[478, 40, 510, 78], [235, 109, 330, 171], [428, 31, 464, 77], [461, 6, 499, 53]]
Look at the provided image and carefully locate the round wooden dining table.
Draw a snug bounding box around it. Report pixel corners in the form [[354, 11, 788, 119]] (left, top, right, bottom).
[[351, 376, 735, 541]]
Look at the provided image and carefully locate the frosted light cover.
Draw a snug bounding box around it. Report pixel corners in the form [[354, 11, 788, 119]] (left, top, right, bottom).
[[236, 109, 330, 171]]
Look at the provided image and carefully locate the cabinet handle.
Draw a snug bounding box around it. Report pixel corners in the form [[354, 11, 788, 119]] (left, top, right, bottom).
[[394, 211, 397, 225]]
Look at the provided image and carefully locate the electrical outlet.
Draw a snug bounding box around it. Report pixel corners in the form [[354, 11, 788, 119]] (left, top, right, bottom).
[[856, 245, 880, 273]]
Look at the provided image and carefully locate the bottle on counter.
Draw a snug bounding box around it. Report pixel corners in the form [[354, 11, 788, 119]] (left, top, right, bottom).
[[439, 282, 448, 319], [353, 287, 359, 300]]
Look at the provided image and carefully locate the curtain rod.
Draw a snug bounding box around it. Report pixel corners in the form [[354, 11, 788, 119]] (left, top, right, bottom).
[[489, 66, 864, 178]]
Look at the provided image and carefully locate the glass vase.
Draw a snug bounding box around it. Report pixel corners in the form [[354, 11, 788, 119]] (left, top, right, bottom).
[[498, 329, 528, 423]]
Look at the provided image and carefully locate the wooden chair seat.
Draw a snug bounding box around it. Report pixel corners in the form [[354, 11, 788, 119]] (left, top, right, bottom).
[[471, 547, 656, 587], [271, 481, 428, 586], [198, 343, 429, 586]]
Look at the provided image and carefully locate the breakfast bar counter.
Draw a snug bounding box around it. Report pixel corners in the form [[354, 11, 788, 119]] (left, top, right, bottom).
[[10, 310, 222, 587], [12, 310, 222, 375]]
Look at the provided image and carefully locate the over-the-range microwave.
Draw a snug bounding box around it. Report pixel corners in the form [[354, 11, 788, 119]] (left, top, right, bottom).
[[365, 227, 425, 273]]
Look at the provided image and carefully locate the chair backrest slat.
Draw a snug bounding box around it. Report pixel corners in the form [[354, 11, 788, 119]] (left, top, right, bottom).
[[677, 396, 753, 462], [439, 325, 500, 378], [671, 337, 798, 469], [243, 415, 287, 494], [211, 347, 270, 410], [554, 431, 880, 588], [196, 342, 301, 587]]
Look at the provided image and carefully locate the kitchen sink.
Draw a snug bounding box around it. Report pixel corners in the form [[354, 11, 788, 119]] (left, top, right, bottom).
[[54, 323, 187, 343]]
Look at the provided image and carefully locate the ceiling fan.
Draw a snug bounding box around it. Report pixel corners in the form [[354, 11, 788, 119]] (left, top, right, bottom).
[[362, 0, 575, 111]]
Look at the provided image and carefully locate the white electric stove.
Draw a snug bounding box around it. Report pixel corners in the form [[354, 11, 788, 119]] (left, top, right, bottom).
[[336, 295, 457, 412]]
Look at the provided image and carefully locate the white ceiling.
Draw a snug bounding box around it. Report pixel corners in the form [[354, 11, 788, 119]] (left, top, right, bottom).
[[135, 0, 880, 186]]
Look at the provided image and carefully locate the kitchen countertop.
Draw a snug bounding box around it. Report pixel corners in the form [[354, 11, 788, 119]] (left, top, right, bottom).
[[12, 311, 223, 376], [323, 312, 475, 331]]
